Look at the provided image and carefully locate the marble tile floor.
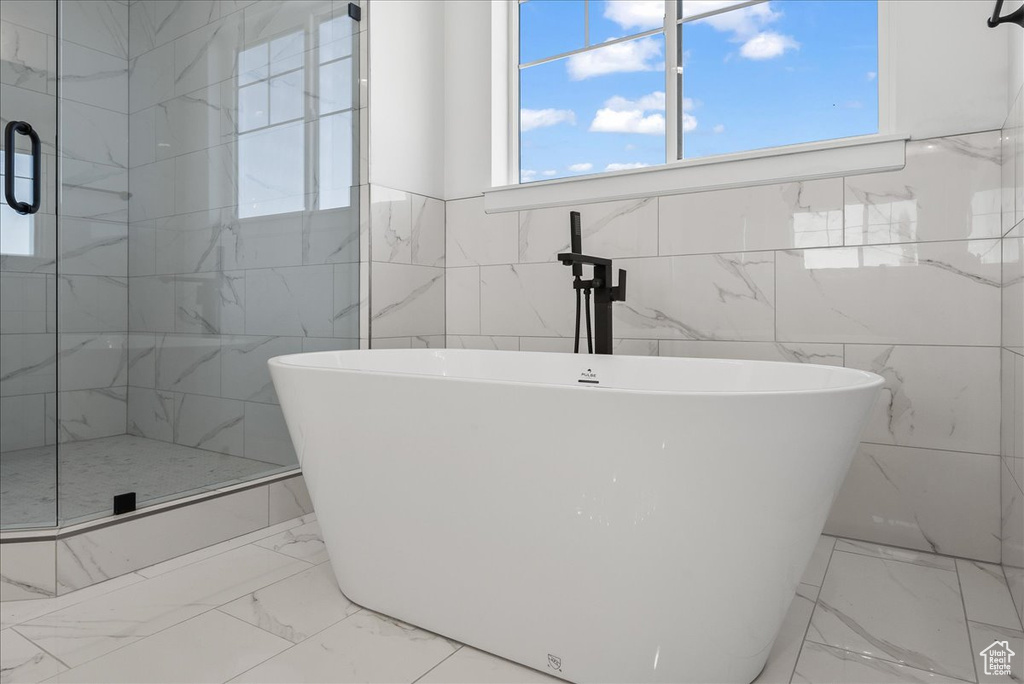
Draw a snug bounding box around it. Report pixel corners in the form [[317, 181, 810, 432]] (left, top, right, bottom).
[[0, 435, 291, 529], [1, 520, 1021, 684]]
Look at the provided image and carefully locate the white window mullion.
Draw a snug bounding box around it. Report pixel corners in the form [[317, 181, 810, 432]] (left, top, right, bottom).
[[508, 1, 520, 185], [664, 0, 679, 163]]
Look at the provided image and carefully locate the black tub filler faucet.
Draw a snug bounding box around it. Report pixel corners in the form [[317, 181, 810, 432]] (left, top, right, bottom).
[[557, 211, 627, 355]]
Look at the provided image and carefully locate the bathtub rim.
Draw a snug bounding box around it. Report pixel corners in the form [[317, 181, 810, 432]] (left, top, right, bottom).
[[268, 348, 885, 398]]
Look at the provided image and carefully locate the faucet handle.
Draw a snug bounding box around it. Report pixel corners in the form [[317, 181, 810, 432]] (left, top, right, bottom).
[[613, 268, 627, 301]]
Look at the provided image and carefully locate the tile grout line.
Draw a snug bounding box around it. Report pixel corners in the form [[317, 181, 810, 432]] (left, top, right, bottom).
[[798, 635, 979, 684], [410, 643, 465, 684]]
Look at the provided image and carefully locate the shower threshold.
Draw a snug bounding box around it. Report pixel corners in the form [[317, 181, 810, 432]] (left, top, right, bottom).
[[0, 435, 293, 530]]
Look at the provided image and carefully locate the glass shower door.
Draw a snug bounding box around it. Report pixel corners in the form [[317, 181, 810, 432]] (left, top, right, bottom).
[[0, 0, 59, 529]]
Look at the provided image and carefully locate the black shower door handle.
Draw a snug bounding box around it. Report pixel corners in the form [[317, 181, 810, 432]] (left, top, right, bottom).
[[4, 120, 42, 215]]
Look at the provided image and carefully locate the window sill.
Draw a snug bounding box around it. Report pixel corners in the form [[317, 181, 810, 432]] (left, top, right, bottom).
[[483, 134, 907, 213]]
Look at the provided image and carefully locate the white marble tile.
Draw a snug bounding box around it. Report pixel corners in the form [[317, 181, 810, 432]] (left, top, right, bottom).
[[57, 275, 126, 332], [268, 477, 313, 524], [229, 610, 459, 683], [154, 333, 220, 395], [518, 336, 575, 353], [0, 21, 55, 94], [62, 0, 129, 58], [615, 252, 776, 341], [245, 265, 335, 337], [172, 393, 244, 456], [0, 273, 50, 334], [55, 486, 268, 593], [418, 646, 562, 684], [60, 159, 129, 222], [612, 338, 659, 355], [446, 196, 518, 267], [172, 11, 241, 97], [158, 209, 232, 274], [480, 262, 574, 338], [58, 387, 126, 441], [222, 213, 303, 271], [128, 276, 175, 333], [333, 261, 360, 338], [411, 194, 444, 267], [411, 335, 445, 349], [1003, 93, 1020, 236], [58, 218, 128, 277], [0, 540, 55, 601], [1002, 461, 1024, 570], [59, 41, 127, 114], [793, 641, 967, 684], [370, 185, 411, 263], [60, 100, 128, 171], [175, 271, 245, 335], [777, 240, 1002, 345], [18, 545, 306, 668], [446, 266, 480, 335], [153, 81, 236, 161], [0, 332, 55, 396], [1, 572, 144, 631], [846, 132, 1003, 245], [968, 620, 1023, 684], [254, 519, 327, 564], [445, 335, 519, 351], [134, 514, 313, 581], [0, 1, 57, 35], [0, 627, 67, 683], [753, 586, 818, 684], [846, 344, 1001, 455], [57, 333, 128, 391], [126, 387, 176, 442], [800, 535, 836, 588], [128, 0, 218, 58], [370, 263, 444, 338], [302, 204, 360, 265], [661, 179, 843, 256], [660, 340, 844, 366], [220, 335, 300, 403], [807, 550, 974, 681], [127, 159, 175, 221], [832, 539, 956, 571], [957, 559, 1022, 630], [300, 336, 358, 352], [243, 402, 296, 466], [520, 197, 657, 263], [242, 0, 332, 46], [174, 143, 237, 215], [128, 104, 156, 168], [46, 609, 290, 684], [0, 394, 47, 451], [219, 562, 358, 643], [825, 444, 1001, 562]]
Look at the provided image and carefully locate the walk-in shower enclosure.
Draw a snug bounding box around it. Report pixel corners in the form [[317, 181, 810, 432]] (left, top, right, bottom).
[[1, 0, 361, 530]]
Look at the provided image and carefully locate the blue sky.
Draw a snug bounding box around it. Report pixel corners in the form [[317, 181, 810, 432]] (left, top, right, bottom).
[[519, 0, 878, 182]]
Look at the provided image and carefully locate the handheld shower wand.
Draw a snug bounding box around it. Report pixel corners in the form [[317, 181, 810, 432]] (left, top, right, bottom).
[[569, 212, 593, 353]]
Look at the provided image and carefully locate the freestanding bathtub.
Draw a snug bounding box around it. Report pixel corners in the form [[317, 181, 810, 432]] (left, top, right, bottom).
[[269, 349, 883, 684]]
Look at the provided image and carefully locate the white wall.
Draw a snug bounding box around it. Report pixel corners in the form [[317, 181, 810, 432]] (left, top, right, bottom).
[[442, 0, 1010, 200], [369, 0, 446, 199]]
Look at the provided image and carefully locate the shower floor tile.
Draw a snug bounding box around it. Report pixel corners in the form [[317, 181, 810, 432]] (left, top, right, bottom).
[[0, 435, 290, 528], [1, 527, 1019, 684]]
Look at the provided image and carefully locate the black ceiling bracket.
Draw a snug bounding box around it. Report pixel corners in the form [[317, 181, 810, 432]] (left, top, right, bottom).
[[348, 3, 362, 22]]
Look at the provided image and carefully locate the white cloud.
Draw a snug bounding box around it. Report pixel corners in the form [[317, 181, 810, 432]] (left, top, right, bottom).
[[682, 112, 697, 132], [568, 163, 593, 172], [866, 71, 877, 81], [739, 31, 799, 60], [699, 2, 781, 39], [605, 91, 666, 112], [603, 0, 664, 31], [567, 36, 662, 80], [624, 144, 636, 151], [713, 123, 725, 134], [542, 170, 557, 176], [591, 109, 665, 134], [605, 162, 650, 171], [521, 169, 537, 182], [521, 108, 576, 132]]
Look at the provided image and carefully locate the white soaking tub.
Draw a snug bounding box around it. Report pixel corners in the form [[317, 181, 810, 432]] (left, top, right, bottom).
[[269, 349, 883, 684]]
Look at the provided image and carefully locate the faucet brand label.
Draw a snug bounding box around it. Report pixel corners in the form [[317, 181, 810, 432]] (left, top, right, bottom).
[[578, 369, 599, 384]]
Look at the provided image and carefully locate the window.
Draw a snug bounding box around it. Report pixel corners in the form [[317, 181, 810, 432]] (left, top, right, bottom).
[[0, 150, 36, 256], [237, 15, 355, 219], [516, 0, 879, 183]]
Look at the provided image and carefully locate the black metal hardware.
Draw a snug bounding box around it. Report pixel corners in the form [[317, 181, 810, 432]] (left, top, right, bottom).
[[4, 121, 42, 215], [348, 2, 361, 21], [113, 492, 137, 515], [988, 0, 1024, 28], [558, 212, 627, 355]]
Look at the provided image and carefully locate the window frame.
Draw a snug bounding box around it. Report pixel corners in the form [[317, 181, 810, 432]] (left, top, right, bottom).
[[508, 0, 891, 187]]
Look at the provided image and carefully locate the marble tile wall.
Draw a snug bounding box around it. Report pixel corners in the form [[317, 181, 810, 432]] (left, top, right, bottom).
[[126, 0, 363, 463], [1001, 72, 1024, 629], [445, 131, 1007, 564], [1, 0, 130, 454]]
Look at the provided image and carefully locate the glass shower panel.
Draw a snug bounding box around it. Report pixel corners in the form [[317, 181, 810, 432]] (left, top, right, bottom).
[[0, 0, 59, 529]]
